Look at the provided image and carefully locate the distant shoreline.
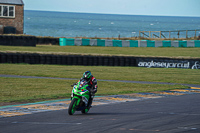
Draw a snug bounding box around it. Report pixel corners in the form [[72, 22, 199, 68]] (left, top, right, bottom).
[[24, 10, 200, 18], [1, 34, 200, 41]]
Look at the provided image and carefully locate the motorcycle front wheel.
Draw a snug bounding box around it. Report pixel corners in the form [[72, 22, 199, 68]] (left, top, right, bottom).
[[81, 107, 90, 114], [68, 98, 78, 115]]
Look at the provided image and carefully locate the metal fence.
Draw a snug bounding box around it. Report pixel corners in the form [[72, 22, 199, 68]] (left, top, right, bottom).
[[139, 29, 200, 39]]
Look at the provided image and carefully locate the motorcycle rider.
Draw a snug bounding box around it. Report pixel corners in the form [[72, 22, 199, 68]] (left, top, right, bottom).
[[73, 71, 97, 108]]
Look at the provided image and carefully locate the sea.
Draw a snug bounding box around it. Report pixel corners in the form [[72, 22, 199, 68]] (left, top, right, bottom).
[[24, 10, 200, 38]]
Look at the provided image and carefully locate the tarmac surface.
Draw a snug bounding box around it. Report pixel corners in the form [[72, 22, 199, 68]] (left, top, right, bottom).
[[1, 94, 200, 133], [0, 74, 200, 132]]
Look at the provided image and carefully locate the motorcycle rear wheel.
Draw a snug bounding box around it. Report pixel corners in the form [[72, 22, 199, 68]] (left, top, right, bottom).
[[68, 98, 78, 115]]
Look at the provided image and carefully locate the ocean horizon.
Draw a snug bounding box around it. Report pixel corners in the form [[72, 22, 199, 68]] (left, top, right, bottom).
[[24, 10, 200, 38]]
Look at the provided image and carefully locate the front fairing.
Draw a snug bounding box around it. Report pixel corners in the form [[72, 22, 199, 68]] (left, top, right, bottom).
[[71, 80, 90, 101]]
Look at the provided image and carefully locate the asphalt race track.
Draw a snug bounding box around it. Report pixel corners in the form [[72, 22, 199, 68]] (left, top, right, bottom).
[[1, 93, 200, 133]]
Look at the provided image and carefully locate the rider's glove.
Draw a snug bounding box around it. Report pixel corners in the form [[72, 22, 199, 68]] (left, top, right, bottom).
[[90, 89, 96, 96], [71, 83, 77, 87]]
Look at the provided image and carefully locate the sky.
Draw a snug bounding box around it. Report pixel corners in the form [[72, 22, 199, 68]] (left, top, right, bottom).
[[23, 0, 200, 17]]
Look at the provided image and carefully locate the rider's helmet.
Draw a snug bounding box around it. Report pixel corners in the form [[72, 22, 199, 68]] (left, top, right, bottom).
[[83, 71, 92, 81]]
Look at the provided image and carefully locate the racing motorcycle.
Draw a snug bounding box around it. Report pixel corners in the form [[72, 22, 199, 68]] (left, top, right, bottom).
[[68, 79, 92, 115]]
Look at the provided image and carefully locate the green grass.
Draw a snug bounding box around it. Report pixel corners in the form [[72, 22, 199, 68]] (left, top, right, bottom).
[[0, 64, 199, 85], [0, 77, 71, 103], [0, 44, 199, 104], [0, 45, 200, 58], [0, 77, 187, 103], [0, 63, 199, 103]]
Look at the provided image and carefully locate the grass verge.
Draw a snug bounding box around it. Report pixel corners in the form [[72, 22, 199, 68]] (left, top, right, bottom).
[[0, 45, 200, 58], [0, 77, 187, 103], [0, 64, 200, 85]]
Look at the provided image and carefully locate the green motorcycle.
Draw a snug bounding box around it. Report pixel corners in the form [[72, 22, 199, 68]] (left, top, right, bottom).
[[68, 79, 92, 115]]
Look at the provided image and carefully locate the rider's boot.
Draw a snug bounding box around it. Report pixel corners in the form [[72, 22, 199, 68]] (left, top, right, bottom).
[[87, 97, 93, 108]]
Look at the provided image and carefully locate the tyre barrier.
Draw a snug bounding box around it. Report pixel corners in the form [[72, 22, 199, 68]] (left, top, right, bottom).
[[0, 35, 59, 46], [0, 35, 37, 47], [0, 52, 137, 67], [36, 38, 59, 45], [0, 52, 199, 69]]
